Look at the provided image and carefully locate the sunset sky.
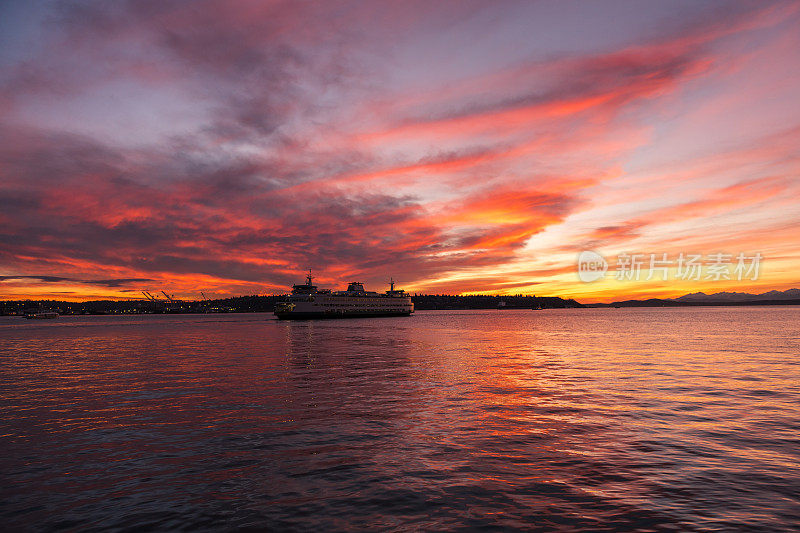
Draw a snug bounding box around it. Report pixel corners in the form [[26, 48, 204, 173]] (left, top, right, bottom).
[[1, 0, 799, 303]]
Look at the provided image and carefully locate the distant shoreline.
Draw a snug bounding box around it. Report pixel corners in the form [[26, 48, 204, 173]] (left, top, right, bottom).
[[2, 299, 799, 316], [587, 298, 800, 308], [3, 290, 799, 316], [0, 294, 583, 316]]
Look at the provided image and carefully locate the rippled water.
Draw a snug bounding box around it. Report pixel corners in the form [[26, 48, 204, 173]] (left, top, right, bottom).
[[1, 308, 799, 531]]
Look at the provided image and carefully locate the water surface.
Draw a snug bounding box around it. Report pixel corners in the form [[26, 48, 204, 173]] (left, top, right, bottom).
[[1, 308, 799, 531]]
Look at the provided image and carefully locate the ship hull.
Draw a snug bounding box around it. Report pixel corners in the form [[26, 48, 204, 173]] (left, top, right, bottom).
[[275, 309, 412, 320]]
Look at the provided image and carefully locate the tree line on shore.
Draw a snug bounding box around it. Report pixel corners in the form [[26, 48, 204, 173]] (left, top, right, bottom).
[[0, 293, 583, 315]]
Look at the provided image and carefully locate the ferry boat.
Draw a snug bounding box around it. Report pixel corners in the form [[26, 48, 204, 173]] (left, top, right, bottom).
[[24, 310, 59, 319], [274, 274, 413, 319]]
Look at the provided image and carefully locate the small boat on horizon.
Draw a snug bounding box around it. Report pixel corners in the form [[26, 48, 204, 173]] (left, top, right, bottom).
[[25, 310, 59, 319]]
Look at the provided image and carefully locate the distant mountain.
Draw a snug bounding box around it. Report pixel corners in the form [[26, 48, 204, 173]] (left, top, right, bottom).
[[588, 288, 800, 308], [672, 289, 800, 302]]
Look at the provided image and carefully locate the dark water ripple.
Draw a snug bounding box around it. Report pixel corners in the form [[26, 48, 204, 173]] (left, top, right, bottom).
[[1, 308, 799, 531]]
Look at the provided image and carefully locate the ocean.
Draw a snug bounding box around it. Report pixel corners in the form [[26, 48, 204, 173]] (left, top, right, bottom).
[[1, 308, 798, 531]]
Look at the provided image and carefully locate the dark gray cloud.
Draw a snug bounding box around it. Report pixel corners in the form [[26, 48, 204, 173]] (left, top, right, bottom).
[[0, 275, 153, 287]]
